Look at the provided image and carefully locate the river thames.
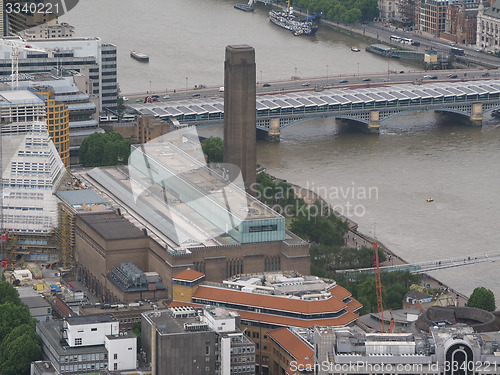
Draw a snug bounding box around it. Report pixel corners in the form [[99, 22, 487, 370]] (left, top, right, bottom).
[[62, 0, 500, 305]]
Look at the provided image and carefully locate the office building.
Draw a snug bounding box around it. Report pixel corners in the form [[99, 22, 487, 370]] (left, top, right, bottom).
[[419, 0, 478, 36], [223, 45, 257, 193], [170, 272, 362, 375], [0, 36, 117, 110], [0, 91, 65, 259], [22, 22, 75, 39], [477, 0, 500, 52], [441, 2, 478, 44], [312, 325, 500, 375], [141, 305, 255, 375], [37, 314, 137, 374]]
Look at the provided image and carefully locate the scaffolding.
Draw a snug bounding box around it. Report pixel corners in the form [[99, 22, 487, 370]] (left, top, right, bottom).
[[58, 202, 74, 271]]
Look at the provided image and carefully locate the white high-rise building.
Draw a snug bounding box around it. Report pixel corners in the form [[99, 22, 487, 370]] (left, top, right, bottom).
[[1, 90, 65, 235]]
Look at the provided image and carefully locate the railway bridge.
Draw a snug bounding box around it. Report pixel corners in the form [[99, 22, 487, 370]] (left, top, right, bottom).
[[130, 80, 500, 139]]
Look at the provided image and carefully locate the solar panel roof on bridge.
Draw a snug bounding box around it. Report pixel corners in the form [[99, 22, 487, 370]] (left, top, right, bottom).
[[129, 80, 500, 118]]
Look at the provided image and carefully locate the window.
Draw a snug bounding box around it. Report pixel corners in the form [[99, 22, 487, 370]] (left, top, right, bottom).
[[205, 346, 210, 355], [114, 363, 117, 370], [91, 328, 97, 331], [113, 354, 117, 360], [74, 338, 82, 345]]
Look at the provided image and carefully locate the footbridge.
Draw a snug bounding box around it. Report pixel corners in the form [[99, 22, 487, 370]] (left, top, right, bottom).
[[130, 80, 500, 138], [335, 250, 500, 275]]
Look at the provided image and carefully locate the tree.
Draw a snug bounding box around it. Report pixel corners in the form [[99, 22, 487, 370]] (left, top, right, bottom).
[[79, 132, 133, 167], [202, 137, 223, 163], [0, 302, 34, 345], [133, 322, 141, 351], [467, 287, 496, 311], [0, 282, 21, 306], [0, 324, 41, 375]]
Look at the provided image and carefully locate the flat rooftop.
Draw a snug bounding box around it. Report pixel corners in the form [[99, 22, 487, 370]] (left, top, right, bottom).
[[37, 321, 108, 356], [58, 189, 110, 208], [77, 212, 146, 241], [0, 90, 44, 105], [66, 313, 117, 325], [143, 308, 212, 336], [133, 141, 281, 221]]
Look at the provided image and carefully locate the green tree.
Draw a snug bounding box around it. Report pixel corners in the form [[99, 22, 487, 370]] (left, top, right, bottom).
[[79, 132, 133, 167], [0, 282, 21, 306], [467, 287, 496, 311], [201, 137, 224, 163], [0, 324, 41, 375], [133, 321, 142, 351], [0, 302, 34, 345]]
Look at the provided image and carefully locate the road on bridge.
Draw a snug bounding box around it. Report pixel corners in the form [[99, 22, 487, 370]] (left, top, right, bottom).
[[123, 68, 498, 105]]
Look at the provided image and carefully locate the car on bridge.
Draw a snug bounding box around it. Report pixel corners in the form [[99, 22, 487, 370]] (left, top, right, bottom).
[[339, 79, 348, 83], [302, 82, 311, 86], [192, 93, 201, 97], [362, 78, 371, 82], [482, 72, 490, 77], [263, 83, 271, 87]]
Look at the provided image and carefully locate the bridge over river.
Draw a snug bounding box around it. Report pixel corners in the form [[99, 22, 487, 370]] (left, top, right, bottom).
[[130, 79, 500, 138], [335, 250, 500, 275]]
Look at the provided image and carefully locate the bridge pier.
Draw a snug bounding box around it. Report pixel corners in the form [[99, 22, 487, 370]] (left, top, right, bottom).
[[266, 117, 281, 142], [469, 103, 483, 127], [367, 111, 380, 134]]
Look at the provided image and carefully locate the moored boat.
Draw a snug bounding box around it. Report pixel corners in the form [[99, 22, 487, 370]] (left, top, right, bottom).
[[234, 3, 254, 11], [130, 51, 149, 62], [351, 46, 361, 52], [268, 0, 318, 36]]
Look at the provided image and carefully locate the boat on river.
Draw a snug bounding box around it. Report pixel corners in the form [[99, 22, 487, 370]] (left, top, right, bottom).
[[130, 51, 149, 62], [269, 1, 318, 36]]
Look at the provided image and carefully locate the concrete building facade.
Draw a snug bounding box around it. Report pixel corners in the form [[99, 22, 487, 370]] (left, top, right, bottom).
[[477, 0, 500, 52], [37, 314, 137, 374], [0, 36, 117, 110], [141, 306, 255, 375], [223, 45, 256, 193], [170, 272, 362, 375], [0, 91, 65, 255]]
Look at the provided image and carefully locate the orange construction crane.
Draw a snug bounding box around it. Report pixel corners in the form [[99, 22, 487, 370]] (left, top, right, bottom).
[[388, 311, 395, 333]]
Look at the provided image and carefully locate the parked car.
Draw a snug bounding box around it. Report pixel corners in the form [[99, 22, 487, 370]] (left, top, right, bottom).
[[122, 96, 129, 101]]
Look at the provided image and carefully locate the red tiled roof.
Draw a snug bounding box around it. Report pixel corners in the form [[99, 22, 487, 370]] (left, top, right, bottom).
[[169, 300, 359, 328], [268, 327, 314, 368], [346, 299, 363, 312], [192, 285, 346, 314], [237, 310, 358, 328], [172, 269, 205, 282], [328, 284, 352, 300]]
